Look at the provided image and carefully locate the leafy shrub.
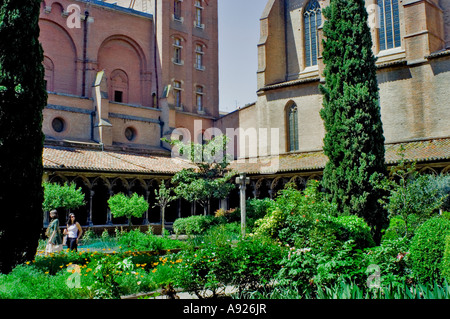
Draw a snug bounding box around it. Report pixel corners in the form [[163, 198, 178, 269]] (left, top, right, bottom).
[[278, 208, 374, 251], [379, 165, 449, 238], [43, 182, 85, 212], [173, 215, 222, 235], [87, 255, 135, 299], [330, 215, 376, 249], [276, 246, 318, 294], [258, 180, 338, 243], [199, 222, 242, 244], [251, 208, 286, 239], [410, 216, 450, 283], [108, 193, 149, 225], [173, 245, 228, 299], [441, 235, 450, 283], [382, 216, 407, 241], [173, 237, 284, 298], [363, 237, 412, 287], [231, 238, 284, 292], [117, 229, 186, 251], [0, 264, 90, 299]]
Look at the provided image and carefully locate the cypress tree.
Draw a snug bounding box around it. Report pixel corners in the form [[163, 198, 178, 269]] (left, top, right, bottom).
[[319, 0, 388, 242], [0, 0, 47, 273]]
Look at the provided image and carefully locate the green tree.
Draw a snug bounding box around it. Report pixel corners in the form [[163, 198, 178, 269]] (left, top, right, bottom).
[[377, 154, 449, 238], [108, 193, 149, 226], [153, 181, 177, 234], [42, 182, 86, 212], [167, 135, 236, 215], [319, 0, 388, 243], [0, 0, 47, 273]]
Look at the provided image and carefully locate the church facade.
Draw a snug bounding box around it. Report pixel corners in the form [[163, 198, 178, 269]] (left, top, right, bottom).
[[220, 0, 450, 202]]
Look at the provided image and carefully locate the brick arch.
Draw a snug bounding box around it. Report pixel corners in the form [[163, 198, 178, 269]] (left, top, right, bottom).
[[48, 174, 69, 184], [39, 18, 78, 95], [49, 1, 64, 13], [110, 69, 129, 103], [98, 35, 148, 106], [419, 166, 438, 175], [43, 56, 55, 91], [130, 178, 149, 192]]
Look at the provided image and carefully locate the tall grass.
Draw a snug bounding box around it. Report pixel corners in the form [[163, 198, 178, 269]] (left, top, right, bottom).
[[235, 281, 450, 299]]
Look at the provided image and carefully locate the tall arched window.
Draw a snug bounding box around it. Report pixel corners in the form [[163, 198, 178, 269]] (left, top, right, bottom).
[[173, 37, 183, 64], [195, 85, 204, 111], [173, 80, 182, 108], [110, 69, 129, 103], [194, 0, 203, 28], [378, 0, 401, 51], [287, 103, 299, 152], [174, 0, 182, 20], [43, 56, 54, 92], [303, 0, 321, 68]]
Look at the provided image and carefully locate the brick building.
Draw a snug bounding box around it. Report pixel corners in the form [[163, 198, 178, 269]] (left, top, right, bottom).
[[40, 0, 450, 229], [40, 0, 219, 229], [218, 0, 450, 203]]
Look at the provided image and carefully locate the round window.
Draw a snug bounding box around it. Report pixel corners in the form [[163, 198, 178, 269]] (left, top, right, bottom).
[[125, 127, 136, 141], [52, 117, 65, 133]]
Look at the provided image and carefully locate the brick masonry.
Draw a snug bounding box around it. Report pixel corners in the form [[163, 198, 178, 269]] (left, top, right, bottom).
[[221, 0, 450, 159]]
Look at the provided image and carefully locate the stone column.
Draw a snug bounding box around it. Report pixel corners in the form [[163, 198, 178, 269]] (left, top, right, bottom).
[[236, 173, 250, 238], [87, 190, 94, 226], [106, 189, 113, 225], [142, 190, 150, 225]]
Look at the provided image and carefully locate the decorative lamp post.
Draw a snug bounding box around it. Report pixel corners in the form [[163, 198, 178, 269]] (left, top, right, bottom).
[[235, 172, 250, 238]]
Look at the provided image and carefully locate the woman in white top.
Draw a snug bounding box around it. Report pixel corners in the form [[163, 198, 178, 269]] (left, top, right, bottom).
[[65, 213, 83, 251]]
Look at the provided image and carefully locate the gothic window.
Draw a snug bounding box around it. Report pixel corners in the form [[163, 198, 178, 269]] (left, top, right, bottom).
[[194, 0, 203, 28], [303, 0, 322, 67], [196, 85, 204, 111], [110, 69, 128, 104], [174, 0, 182, 20], [173, 81, 182, 108], [287, 104, 299, 152], [43, 56, 54, 92], [173, 37, 183, 64], [378, 0, 401, 51], [195, 44, 204, 70]]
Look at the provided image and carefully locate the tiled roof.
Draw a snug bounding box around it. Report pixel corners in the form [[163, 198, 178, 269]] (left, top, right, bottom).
[[43, 146, 196, 174], [229, 138, 450, 175], [43, 138, 450, 175]]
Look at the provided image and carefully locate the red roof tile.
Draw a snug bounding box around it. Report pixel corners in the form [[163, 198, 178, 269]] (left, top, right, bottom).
[[43, 138, 450, 175], [43, 146, 196, 174], [229, 138, 450, 174]]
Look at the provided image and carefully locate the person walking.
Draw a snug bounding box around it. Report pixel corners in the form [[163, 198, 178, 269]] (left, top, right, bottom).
[[65, 213, 83, 252], [45, 210, 63, 256]]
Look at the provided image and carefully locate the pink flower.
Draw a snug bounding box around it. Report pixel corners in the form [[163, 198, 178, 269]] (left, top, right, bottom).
[[396, 252, 406, 261]]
